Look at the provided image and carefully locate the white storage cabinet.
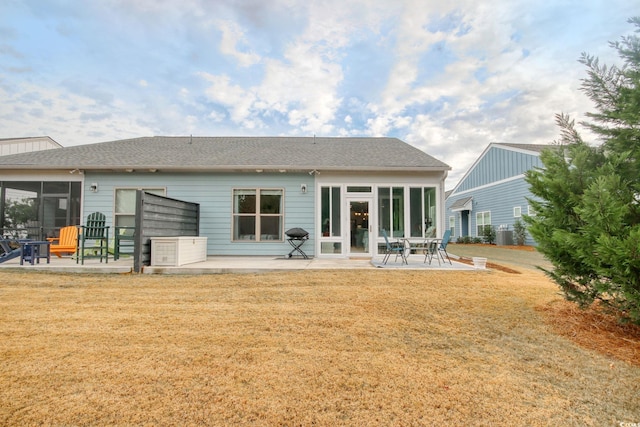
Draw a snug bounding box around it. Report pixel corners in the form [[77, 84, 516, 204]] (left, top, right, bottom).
[[151, 237, 208, 266]]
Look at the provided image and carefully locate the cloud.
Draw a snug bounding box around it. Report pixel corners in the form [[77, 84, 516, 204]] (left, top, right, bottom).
[[217, 20, 261, 67], [198, 72, 259, 126], [1, 0, 636, 187], [0, 82, 155, 144]]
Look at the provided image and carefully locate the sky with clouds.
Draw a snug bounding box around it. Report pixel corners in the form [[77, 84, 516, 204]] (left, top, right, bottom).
[[0, 0, 636, 186]]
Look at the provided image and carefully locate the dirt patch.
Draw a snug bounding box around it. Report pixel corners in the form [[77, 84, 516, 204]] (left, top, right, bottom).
[[538, 300, 640, 367]]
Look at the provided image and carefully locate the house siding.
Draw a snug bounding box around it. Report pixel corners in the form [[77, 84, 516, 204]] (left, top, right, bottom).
[[0, 137, 61, 156], [446, 145, 543, 245], [82, 172, 315, 257], [456, 146, 542, 192]]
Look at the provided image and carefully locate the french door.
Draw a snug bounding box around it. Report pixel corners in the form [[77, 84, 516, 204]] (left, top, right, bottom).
[[347, 198, 371, 256]]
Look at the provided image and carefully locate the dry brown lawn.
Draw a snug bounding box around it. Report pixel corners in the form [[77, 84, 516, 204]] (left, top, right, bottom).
[[1, 268, 639, 426]]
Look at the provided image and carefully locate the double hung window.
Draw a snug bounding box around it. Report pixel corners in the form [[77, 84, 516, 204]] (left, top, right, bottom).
[[476, 211, 491, 236], [233, 189, 283, 241]]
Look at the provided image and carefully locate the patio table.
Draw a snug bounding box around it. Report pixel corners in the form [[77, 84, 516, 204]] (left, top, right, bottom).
[[19, 240, 51, 265]]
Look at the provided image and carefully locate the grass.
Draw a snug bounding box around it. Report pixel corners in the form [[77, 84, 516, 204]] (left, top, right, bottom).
[[1, 268, 639, 426]]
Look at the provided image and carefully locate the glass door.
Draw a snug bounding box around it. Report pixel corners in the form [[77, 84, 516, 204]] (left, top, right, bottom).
[[348, 200, 370, 256]]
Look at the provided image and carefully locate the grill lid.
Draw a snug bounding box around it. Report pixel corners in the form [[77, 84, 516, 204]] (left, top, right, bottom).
[[286, 228, 309, 238]]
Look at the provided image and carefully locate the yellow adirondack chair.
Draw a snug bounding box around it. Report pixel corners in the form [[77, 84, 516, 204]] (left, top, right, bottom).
[[47, 225, 78, 258]]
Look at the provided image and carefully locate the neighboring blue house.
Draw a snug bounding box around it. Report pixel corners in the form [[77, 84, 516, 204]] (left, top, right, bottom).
[[0, 136, 450, 259], [445, 143, 548, 245]]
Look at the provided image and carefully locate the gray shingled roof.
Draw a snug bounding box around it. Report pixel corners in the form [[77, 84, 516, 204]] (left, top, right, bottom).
[[494, 143, 551, 153], [449, 196, 473, 211], [0, 136, 450, 172]]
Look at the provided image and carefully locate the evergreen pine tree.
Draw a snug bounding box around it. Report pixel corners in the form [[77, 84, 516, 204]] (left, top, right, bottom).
[[525, 18, 640, 324]]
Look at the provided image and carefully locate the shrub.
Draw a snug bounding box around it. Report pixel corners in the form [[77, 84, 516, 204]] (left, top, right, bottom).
[[513, 219, 527, 245], [482, 225, 496, 244]]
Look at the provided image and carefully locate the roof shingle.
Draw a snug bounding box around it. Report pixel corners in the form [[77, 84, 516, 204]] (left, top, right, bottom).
[[0, 136, 450, 172]]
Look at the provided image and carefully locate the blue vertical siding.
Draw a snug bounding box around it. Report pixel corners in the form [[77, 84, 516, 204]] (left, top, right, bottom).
[[83, 172, 315, 256], [456, 146, 543, 192]]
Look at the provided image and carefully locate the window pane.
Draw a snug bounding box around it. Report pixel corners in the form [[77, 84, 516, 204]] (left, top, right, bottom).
[[409, 187, 422, 237], [378, 187, 390, 236], [70, 182, 81, 225], [331, 187, 341, 236], [234, 216, 255, 240], [116, 215, 135, 227], [43, 182, 69, 193], [3, 182, 40, 231], [392, 187, 404, 237], [321, 242, 342, 254], [424, 187, 436, 234], [42, 196, 68, 230], [321, 187, 330, 236], [347, 186, 371, 193], [260, 216, 281, 240], [234, 190, 256, 214], [260, 190, 281, 214], [115, 189, 137, 214]]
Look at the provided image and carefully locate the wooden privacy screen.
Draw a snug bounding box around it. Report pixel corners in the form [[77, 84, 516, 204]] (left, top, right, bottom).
[[133, 191, 200, 273]]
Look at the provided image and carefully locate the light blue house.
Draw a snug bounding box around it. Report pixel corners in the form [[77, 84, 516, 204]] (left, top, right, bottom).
[[0, 136, 450, 258], [445, 143, 548, 245]]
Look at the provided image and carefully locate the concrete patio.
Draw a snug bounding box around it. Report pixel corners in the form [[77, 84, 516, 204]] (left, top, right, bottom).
[[0, 252, 476, 274]]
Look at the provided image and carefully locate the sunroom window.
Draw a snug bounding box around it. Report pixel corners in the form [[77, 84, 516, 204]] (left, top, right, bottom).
[[378, 187, 405, 238]]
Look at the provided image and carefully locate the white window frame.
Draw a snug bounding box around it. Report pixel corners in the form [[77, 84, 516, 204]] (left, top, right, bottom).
[[513, 206, 522, 218], [476, 211, 491, 236], [232, 188, 284, 242], [449, 215, 455, 236]]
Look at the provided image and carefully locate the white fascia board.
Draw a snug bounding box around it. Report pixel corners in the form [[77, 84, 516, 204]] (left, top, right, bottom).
[[450, 173, 525, 197]]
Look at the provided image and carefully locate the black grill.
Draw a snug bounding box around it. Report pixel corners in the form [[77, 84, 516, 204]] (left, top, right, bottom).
[[285, 228, 309, 258], [285, 228, 309, 238]]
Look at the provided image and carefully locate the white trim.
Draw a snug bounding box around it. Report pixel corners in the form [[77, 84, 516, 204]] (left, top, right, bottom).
[[0, 170, 84, 181], [449, 174, 524, 197], [513, 206, 522, 218]]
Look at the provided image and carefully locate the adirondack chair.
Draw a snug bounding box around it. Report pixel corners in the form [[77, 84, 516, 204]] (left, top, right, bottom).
[[47, 225, 78, 257], [114, 226, 135, 260], [77, 212, 110, 264]]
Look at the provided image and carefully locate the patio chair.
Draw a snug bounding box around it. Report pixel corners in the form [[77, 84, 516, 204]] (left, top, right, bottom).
[[77, 212, 110, 264], [425, 229, 452, 265], [47, 225, 78, 257], [114, 226, 136, 260], [381, 229, 408, 265]]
